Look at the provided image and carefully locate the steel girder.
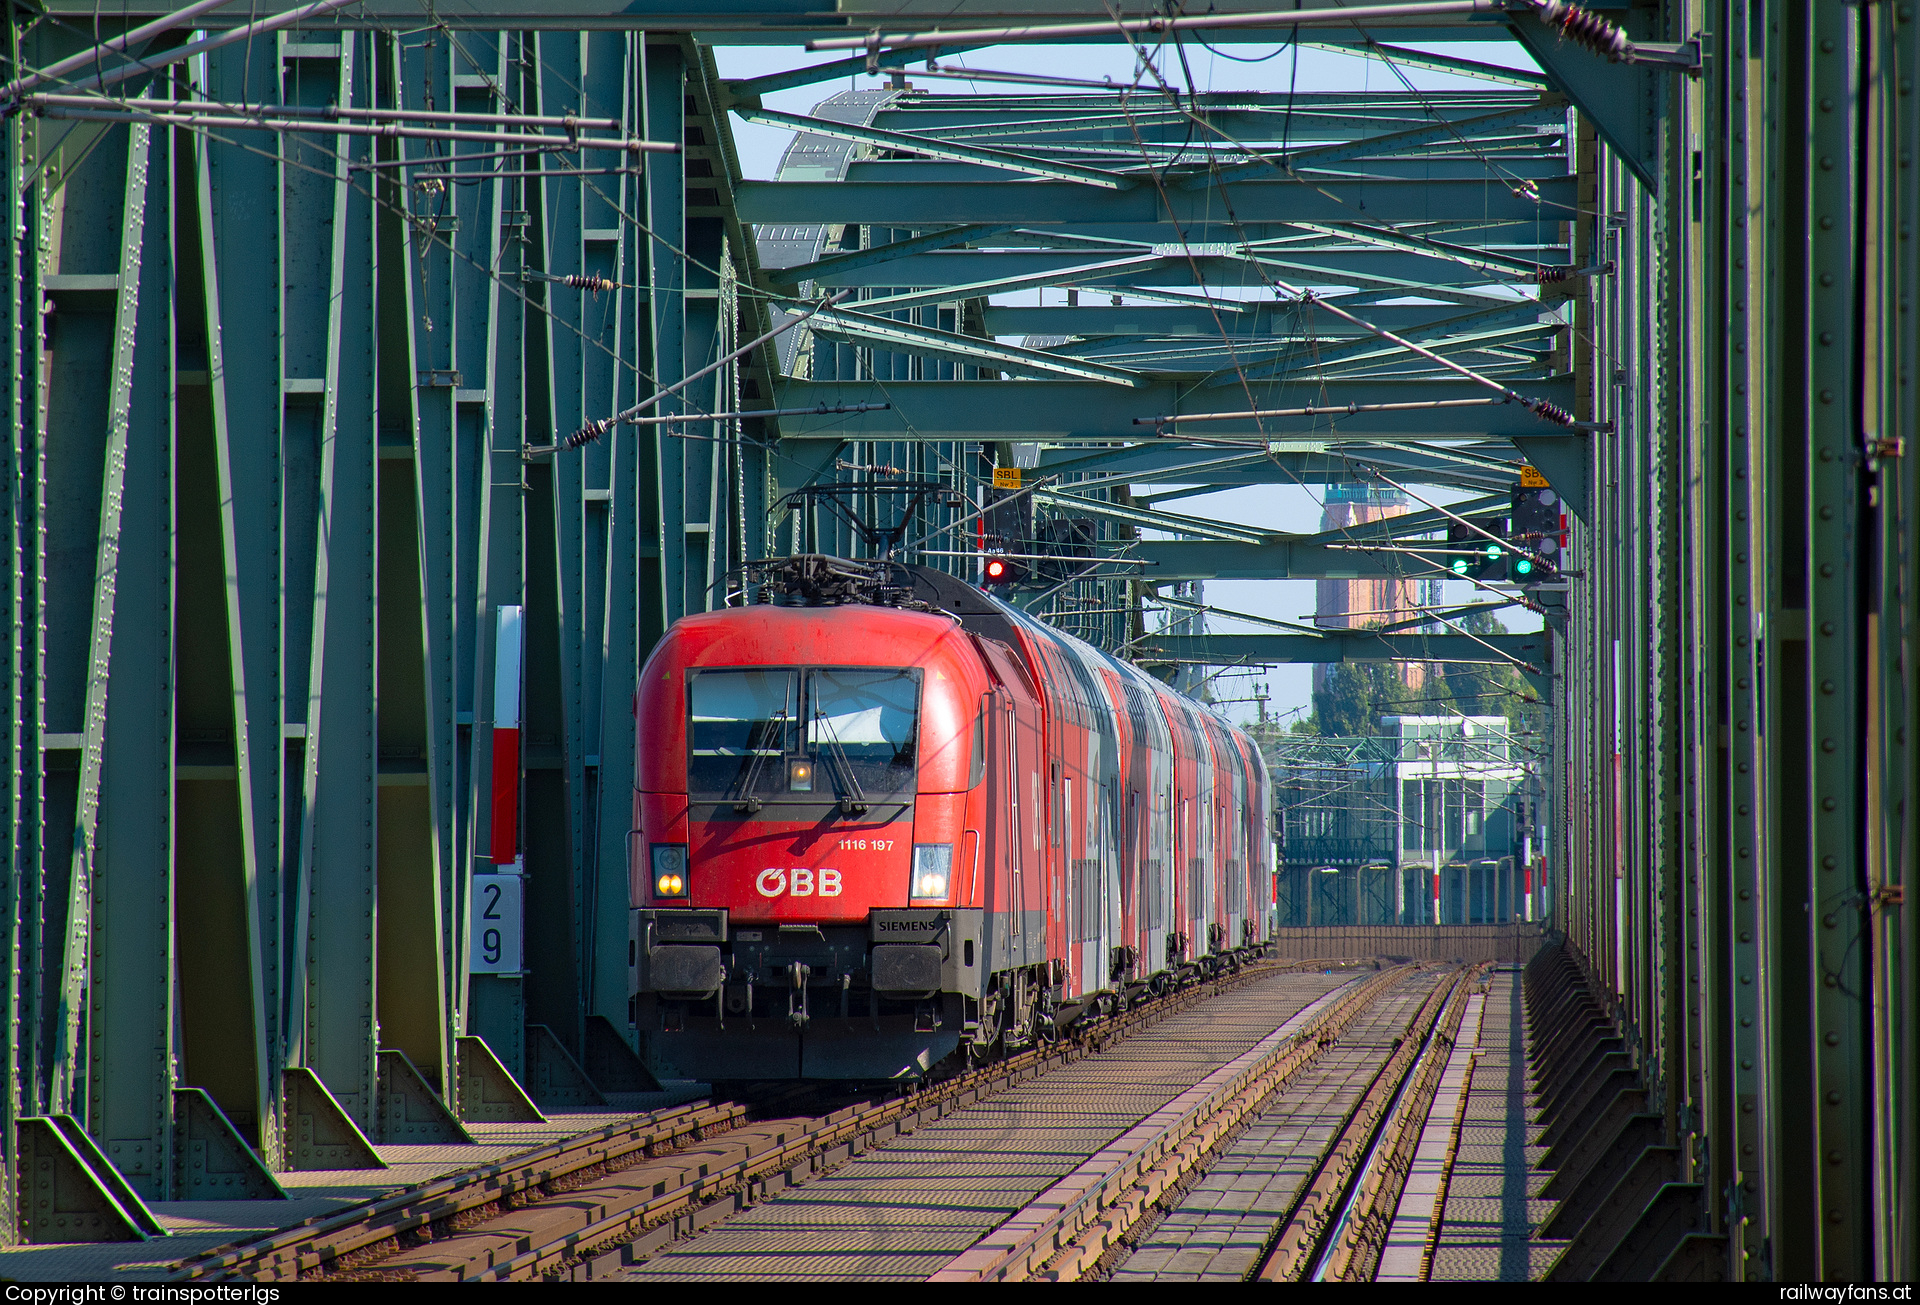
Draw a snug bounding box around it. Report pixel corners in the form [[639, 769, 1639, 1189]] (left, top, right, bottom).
[[771, 379, 1577, 441], [0, 15, 761, 1220], [1555, 0, 1916, 1281], [1132, 630, 1545, 666], [21, 1, 1526, 34], [11, 2, 1910, 1275], [736, 176, 1575, 227]]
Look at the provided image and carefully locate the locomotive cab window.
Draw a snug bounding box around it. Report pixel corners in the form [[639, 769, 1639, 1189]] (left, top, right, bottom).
[[688, 669, 798, 797], [688, 666, 920, 802], [807, 668, 920, 797]]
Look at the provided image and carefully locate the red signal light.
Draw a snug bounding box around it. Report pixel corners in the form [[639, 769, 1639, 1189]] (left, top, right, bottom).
[[985, 556, 1009, 582]]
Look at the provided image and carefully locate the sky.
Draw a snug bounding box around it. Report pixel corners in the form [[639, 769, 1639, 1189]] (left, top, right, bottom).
[[711, 38, 1549, 731]]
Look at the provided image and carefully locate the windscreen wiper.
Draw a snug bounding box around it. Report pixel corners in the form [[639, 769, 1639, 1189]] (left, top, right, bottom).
[[732, 707, 788, 813], [812, 710, 869, 816]]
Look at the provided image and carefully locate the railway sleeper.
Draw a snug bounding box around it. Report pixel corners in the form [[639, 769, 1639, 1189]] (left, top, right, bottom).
[[1312, 977, 1477, 1282], [933, 965, 1411, 1282], [1048, 969, 1474, 1284], [550, 959, 1310, 1280], [1257, 973, 1468, 1281], [168, 1100, 748, 1282], [177, 959, 1302, 1285]]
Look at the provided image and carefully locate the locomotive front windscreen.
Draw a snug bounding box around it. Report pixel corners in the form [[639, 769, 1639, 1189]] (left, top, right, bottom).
[[688, 667, 919, 801]]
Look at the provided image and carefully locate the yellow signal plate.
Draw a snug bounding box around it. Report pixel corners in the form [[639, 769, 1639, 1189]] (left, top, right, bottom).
[[1519, 464, 1549, 488], [992, 467, 1023, 490]]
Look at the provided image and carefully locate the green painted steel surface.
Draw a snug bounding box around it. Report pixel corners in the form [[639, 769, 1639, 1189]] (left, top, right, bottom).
[[0, 1, 1911, 1280]]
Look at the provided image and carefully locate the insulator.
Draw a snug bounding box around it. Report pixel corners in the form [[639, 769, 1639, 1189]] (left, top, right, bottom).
[[1531, 399, 1575, 427], [561, 274, 618, 293], [1533, 0, 1633, 61], [1536, 265, 1572, 284], [564, 416, 615, 450]]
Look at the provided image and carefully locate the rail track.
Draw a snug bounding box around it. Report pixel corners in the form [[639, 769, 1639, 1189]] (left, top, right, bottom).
[[165, 949, 1326, 1283], [938, 963, 1480, 1282], [609, 961, 1479, 1282]]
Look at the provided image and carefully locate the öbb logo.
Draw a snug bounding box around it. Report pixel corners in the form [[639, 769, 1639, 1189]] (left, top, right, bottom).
[[755, 867, 843, 898]]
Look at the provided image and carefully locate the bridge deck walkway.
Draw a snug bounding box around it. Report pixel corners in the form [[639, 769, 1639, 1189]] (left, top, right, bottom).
[[1429, 970, 1559, 1281]]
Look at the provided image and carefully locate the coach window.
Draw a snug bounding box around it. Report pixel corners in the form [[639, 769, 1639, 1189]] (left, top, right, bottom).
[[969, 703, 987, 788], [1050, 763, 1061, 847]]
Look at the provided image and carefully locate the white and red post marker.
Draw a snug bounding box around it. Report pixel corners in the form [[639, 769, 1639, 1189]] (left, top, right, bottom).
[[472, 606, 527, 977], [490, 605, 525, 869]]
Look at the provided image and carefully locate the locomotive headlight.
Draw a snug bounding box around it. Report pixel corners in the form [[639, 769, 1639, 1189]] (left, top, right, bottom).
[[910, 844, 952, 902], [651, 844, 689, 898], [788, 759, 814, 792]]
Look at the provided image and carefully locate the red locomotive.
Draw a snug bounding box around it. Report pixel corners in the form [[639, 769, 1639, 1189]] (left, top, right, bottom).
[[628, 557, 1272, 1080]]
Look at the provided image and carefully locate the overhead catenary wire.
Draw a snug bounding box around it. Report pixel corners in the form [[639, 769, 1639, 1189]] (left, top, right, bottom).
[[523, 403, 892, 458], [23, 102, 676, 154], [22, 93, 627, 131], [15, 0, 365, 99], [811, 0, 1694, 69], [534, 291, 851, 455], [17, 59, 855, 504], [0, 0, 245, 100], [1135, 396, 1511, 430], [807, 1, 1501, 52]]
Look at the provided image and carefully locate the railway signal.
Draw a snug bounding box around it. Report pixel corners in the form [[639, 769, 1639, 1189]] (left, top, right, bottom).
[[1510, 482, 1561, 577], [982, 553, 1023, 586], [1446, 516, 1509, 581]]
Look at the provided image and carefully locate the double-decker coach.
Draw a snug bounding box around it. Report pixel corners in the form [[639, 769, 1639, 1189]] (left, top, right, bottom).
[[628, 557, 1271, 1080]]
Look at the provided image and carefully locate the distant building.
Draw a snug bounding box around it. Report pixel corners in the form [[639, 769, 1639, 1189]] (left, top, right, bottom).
[[1269, 715, 1539, 926], [1312, 484, 1437, 693]]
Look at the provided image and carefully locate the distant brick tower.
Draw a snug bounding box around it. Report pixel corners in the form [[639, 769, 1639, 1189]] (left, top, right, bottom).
[[1312, 484, 1430, 697]]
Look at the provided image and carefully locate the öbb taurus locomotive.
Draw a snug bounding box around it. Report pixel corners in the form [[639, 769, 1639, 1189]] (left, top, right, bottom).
[[628, 557, 1273, 1080]]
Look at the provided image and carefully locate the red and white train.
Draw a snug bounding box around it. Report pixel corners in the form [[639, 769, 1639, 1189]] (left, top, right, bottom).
[[628, 557, 1273, 1080]]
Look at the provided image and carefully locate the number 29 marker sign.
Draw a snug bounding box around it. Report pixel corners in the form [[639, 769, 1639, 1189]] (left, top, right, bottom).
[[469, 872, 524, 974]]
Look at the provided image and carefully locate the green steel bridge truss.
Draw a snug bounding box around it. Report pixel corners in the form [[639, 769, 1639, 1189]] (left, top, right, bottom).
[[0, 0, 1913, 1280]]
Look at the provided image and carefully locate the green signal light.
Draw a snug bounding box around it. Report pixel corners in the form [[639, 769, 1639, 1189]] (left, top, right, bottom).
[[1515, 557, 1534, 576], [1451, 558, 1470, 575], [1483, 543, 1502, 559]]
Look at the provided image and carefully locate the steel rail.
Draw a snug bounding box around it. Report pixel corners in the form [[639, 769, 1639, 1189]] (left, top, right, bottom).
[[1313, 974, 1476, 1280], [166, 1100, 747, 1281], [168, 947, 1296, 1283], [1258, 970, 1477, 1279], [930, 965, 1416, 1282], [1058, 970, 1472, 1283], [478, 952, 1295, 1283]]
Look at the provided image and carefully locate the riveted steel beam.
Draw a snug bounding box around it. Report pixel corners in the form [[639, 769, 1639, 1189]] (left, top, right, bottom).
[[737, 105, 1133, 188], [772, 378, 1576, 442], [1180, 100, 1566, 189], [734, 177, 1576, 227], [1127, 538, 1436, 581], [808, 306, 1149, 385], [1131, 631, 1545, 666], [766, 223, 1019, 287], [289, 33, 381, 1135]]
